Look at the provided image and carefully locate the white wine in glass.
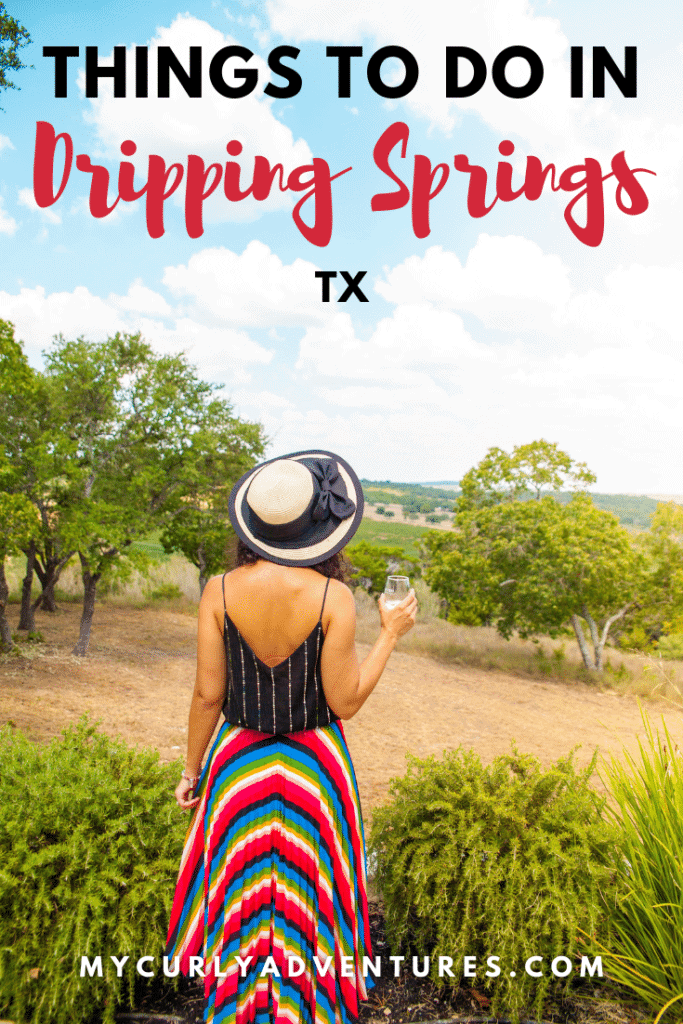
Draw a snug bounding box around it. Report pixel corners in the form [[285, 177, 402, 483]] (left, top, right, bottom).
[[383, 575, 410, 609]]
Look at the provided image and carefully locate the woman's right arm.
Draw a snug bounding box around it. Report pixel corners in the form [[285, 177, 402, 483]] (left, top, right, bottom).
[[320, 583, 417, 719]]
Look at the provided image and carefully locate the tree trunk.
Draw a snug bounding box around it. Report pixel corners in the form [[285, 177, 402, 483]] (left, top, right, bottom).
[[0, 560, 16, 653], [197, 543, 207, 598], [33, 549, 75, 613], [18, 542, 36, 631], [34, 554, 59, 612], [571, 613, 596, 670], [72, 556, 100, 656], [582, 606, 603, 671], [38, 573, 58, 613]]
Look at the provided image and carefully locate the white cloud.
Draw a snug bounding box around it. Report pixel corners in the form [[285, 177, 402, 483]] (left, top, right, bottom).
[[318, 379, 455, 410], [0, 283, 272, 382], [80, 14, 312, 224], [0, 286, 127, 358], [374, 237, 683, 362], [231, 389, 294, 409], [4, 236, 683, 488], [0, 196, 17, 235], [162, 240, 332, 327], [18, 188, 62, 225], [108, 280, 173, 317], [0, 238, 329, 381], [565, 263, 683, 350], [229, 388, 296, 438], [297, 305, 489, 382], [276, 324, 683, 487], [136, 316, 272, 381], [277, 245, 683, 488], [376, 237, 572, 331], [0, 134, 14, 153]]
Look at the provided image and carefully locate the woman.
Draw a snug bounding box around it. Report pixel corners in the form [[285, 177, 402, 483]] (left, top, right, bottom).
[[166, 450, 417, 1024]]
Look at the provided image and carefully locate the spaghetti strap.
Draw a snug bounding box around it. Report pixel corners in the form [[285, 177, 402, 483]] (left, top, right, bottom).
[[221, 572, 228, 616], [318, 577, 331, 621]]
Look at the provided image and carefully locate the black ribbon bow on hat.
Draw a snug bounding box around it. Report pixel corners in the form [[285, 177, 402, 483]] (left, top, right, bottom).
[[310, 459, 356, 522]]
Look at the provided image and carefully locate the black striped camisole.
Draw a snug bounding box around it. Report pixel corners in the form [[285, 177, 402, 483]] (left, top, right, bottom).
[[221, 575, 340, 734]]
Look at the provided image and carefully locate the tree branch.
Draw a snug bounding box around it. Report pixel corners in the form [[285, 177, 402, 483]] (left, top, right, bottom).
[[599, 603, 634, 652], [581, 604, 600, 656]]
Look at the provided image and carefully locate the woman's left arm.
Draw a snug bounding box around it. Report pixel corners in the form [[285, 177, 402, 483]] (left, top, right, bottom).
[[175, 575, 227, 810]]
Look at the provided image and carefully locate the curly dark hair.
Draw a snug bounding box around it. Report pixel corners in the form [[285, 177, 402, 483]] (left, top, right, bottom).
[[236, 538, 350, 583]]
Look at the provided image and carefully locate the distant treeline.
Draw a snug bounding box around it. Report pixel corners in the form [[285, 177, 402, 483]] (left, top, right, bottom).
[[361, 479, 675, 528]]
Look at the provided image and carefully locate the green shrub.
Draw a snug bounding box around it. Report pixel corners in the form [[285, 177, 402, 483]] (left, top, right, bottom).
[[369, 746, 617, 1021], [0, 719, 186, 1024], [11, 630, 45, 644], [619, 624, 656, 653], [656, 632, 683, 660], [147, 582, 183, 602], [598, 710, 683, 1022]]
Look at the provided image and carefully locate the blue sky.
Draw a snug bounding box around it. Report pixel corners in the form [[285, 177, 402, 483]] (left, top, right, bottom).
[[1, 0, 682, 490]]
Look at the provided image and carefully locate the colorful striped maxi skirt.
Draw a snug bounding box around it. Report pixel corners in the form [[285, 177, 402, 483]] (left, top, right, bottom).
[[166, 719, 373, 1024]]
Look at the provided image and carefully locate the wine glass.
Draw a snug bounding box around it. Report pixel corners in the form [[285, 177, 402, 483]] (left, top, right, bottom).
[[383, 575, 410, 609]]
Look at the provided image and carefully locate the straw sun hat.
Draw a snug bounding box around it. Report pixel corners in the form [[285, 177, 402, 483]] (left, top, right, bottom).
[[228, 450, 364, 567]]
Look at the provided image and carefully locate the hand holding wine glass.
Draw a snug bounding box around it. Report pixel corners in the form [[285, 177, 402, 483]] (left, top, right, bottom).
[[379, 575, 417, 638]]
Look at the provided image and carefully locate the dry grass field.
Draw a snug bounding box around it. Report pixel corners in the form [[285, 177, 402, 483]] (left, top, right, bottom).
[[2, 591, 682, 816], [363, 503, 452, 530]]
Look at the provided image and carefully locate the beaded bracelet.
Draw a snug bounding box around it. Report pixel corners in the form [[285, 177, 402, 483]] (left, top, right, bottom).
[[182, 772, 200, 786]]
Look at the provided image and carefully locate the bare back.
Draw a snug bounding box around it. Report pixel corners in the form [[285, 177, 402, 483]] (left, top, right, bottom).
[[221, 561, 334, 667], [193, 557, 414, 734]]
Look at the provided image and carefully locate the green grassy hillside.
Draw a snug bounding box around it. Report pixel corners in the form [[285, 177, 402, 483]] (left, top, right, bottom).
[[354, 518, 428, 556], [554, 491, 665, 528]]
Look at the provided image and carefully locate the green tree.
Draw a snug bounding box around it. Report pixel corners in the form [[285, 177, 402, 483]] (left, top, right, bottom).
[[621, 502, 683, 650], [425, 443, 638, 671], [0, 320, 63, 632], [35, 332, 162, 652], [159, 412, 265, 596], [39, 332, 263, 655], [346, 541, 417, 594], [459, 438, 596, 509], [0, 3, 31, 99]]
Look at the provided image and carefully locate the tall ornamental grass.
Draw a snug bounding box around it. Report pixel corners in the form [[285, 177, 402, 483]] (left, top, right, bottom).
[[599, 711, 683, 1023], [370, 745, 618, 1022], [0, 719, 186, 1024]]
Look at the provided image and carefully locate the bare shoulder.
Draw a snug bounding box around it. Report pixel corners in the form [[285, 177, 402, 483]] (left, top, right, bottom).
[[202, 574, 226, 601], [200, 574, 228, 626], [325, 577, 355, 604], [322, 578, 356, 626]]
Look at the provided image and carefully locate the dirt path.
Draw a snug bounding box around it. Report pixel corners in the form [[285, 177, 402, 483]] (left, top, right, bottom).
[[1, 603, 680, 815], [344, 644, 677, 809]]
